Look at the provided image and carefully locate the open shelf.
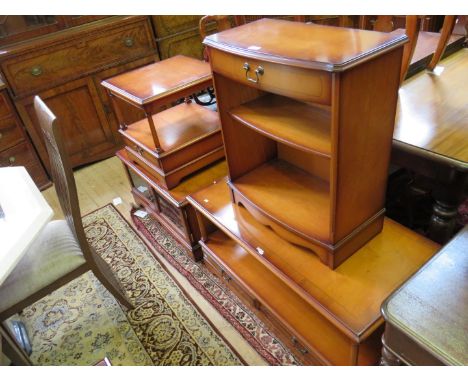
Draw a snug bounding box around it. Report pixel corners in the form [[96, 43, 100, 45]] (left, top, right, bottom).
[[123, 102, 220, 156], [229, 94, 331, 157], [231, 159, 330, 243]]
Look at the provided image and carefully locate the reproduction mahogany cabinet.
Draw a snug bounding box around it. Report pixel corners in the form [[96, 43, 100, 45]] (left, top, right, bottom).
[[182, 18, 441, 365], [0, 16, 159, 176], [205, 19, 407, 269], [117, 149, 226, 260], [101, 55, 224, 189], [188, 179, 438, 365]]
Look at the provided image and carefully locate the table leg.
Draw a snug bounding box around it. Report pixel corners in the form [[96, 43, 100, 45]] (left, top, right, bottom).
[[0, 322, 32, 366], [380, 335, 402, 366], [428, 169, 467, 244]]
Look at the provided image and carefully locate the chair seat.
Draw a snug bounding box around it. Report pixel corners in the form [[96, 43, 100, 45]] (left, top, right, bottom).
[[0, 220, 87, 314]]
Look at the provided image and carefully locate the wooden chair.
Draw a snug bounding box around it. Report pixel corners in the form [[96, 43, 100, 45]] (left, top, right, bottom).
[[0, 96, 132, 362], [360, 15, 458, 83]]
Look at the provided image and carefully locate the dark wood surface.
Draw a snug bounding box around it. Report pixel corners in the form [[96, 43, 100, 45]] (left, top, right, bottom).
[[205, 18, 408, 71], [187, 179, 439, 365], [0, 16, 159, 179], [381, 225, 468, 365]]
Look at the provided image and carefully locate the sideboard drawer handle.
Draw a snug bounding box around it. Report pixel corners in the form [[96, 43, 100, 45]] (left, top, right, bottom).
[[291, 336, 309, 355], [31, 66, 43, 76], [0, 132, 3, 140], [9, 156, 16, 165], [243, 62, 264, 84], [221, 270, 232, 283], [124, 37, 134, 47]]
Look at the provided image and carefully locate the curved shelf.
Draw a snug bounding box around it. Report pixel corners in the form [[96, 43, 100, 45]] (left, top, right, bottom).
[[229, 94, 331, 158]]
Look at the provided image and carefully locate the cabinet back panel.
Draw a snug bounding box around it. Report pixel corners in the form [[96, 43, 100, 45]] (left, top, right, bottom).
[[278, 143, 330, 182]]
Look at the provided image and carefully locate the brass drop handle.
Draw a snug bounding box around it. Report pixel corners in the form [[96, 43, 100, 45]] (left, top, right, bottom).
[[124, 37, 134, 47], [8, 156, 16, 165], [243, 62, 264, 84], [221, 270, 232, 283], [291, 336, 309, 355], [31, 66, 43, 77], [0, 132, 3, 140], [135, 145, 144, 156]]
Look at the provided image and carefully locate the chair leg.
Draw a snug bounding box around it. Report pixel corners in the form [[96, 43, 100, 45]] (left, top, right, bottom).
[[1, 322, 32, 366], [91, 254, 134, 310], [427, 16, 457, 70]]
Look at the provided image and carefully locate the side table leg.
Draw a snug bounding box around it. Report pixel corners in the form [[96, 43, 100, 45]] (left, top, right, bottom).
[[380, 334, 402, 366]]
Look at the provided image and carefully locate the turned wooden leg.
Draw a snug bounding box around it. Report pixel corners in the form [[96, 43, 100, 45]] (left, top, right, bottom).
[[427, 169, 467, 244], [427, 199, 458, 244], [380, 335, 402, 366]]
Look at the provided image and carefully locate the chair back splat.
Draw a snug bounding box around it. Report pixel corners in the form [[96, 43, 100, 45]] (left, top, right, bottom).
[[33, 96, 132, 309]]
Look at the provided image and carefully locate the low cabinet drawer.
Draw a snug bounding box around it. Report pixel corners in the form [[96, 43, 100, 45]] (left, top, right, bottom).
[[0, 141, 37, 167], [0, 92, 12, 118], [0, 117, 24, 151], [2, 18, 155, 96], [0, 141, 49, 188], [209, 48, 331, 105]]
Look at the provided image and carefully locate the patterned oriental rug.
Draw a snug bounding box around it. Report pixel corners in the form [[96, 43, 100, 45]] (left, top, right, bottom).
[[131, 210, 299, 366], [14, 205, 244, 366]]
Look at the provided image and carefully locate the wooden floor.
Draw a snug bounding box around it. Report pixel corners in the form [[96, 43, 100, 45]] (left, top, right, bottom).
[[41, 155, 267, 365]]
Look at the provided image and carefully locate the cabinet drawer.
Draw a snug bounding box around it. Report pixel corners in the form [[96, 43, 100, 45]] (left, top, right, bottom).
[[0, 92, 12, 118], [0, 141, 49, 187], [2, 19, 155, 96], [209, 49, 331, 105], [200, 237, 321, 365], [0, 116, 24, 151], [0, 140, 36, 167]]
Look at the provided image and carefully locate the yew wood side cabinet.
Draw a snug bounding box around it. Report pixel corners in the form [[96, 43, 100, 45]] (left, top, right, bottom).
[[204, 19, 409, 269], [101, 55, 224, 190]]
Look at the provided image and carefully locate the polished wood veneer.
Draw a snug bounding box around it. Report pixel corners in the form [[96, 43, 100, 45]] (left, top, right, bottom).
[[122, 102, 220, 155], [207, 19, 407, 268], [187, 180, 439, 365], [1, 16, 159, 174], [101, 55, 212, 109], [230, 159, 330, 243], [117, 149, 227, 260], [394, 49, 468, 164], [230, 94, 331, 157], [205, 18, 407, 71], [102, 52, 224, 189]]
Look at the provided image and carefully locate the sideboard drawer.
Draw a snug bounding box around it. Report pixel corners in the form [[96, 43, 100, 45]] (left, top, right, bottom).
[[2, 19, 155, 96], [0, 92, 12, 118], [0, 140, 35, 167], [0, 116, 24, 151], [209, 49, 332, 105]]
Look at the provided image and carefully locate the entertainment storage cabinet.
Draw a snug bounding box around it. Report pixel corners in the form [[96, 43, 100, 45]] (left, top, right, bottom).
[[186, 19, 439, 364], [205, 19, 409, 269]]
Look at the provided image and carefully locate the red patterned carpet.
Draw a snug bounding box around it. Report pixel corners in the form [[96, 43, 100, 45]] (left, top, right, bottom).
[[131, 210, 299, 366]]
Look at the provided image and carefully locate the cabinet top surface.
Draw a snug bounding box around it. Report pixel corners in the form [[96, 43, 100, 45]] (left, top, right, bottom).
[[382, 226, 468, 365], [101, 55, 211, 105], [188, 179, 438, 337], [204, 18, 408, 71]]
